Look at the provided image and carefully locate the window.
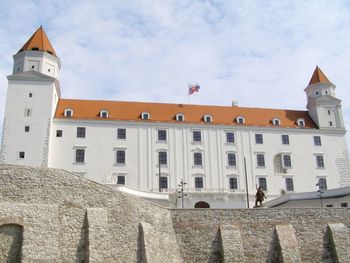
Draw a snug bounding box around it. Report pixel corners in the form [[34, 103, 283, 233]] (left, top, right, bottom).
[[117, 128, 126, 139], [272, 118, 280, 126], [326, 204, 333, 208], [25, 126, 30, 132], [75, 149, 85, 163], [282, 135, 289, 145], [195, 177, 203, 189], [99, 110, 109, 118], [141, 112, 150, 120], [227, 153, 236, 166], [229, 177, 238, 190], [158, 151, 167, 165], [274, 155, 285, 174], [159, 176, 168, 189], [316, 155, 325, 168], [18, 151, 25, 159], [255, 134, 263, 144], [283, 155, 292, 168], [257, 154, 265, 167], [203, 115, 212, 123], [29, 93, 32, 98], [117, 175, 125, 185], [297, 118, 305, 127], [286, 178, 294, 191], [176, 113, 184, 121], [24, 108, 32, 117], [318, 178, 327, 190], [64, 108, 73, 117], [56, 130, 63, 137], [226, 132, 235, 143], [258, 178, 267, 191], [329, 121, 333, 127], [158, 130, 167, 141], [341, 203, 348, 208], [236, 116, 245, 124], [193, 131, 201, 142], [328, 110, 331, 115], [77, 127, 86, 138], [314, 136, 321, 146], [116, 150, 126, 164], [193, 152, 203, 165]]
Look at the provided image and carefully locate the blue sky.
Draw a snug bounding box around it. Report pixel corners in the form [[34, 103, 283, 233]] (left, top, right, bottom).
[[1, 0, 350, 150]]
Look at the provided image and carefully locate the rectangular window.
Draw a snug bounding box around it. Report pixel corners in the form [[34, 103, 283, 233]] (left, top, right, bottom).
[[326, 204, 333, 207], [194, 152, 203, 165], [18, 151, 25, 159], [77, 127, 86, 138], [116, 150, 126, 164], [282, 135, 289, 145], [258, 178, 267, 191], [195, 177, 203, 189], [227, 153, 236, 166], [75, 149, 85, 163], [229, 177, 238, 190], [193, 131, 202, 142], [29, 93, 33, 98], [226, 132, 235, 143], [158, 151, 167, 165], [257, 154, 265, 167], [117, 128, 126, 139], [255, 134, 263, 144], [316, 156, 325, 168], [159, 176, 168, 189], [158, 130, 167, 141], [286, 178, 294, 191], [56, 130, 63, 137], [318, 178, 327, 190], [283, 155, 292, 168], [117, 175, 125, 185], [341, 203, 348, 207], [314, 136, 321, 146], [329, 121, 333, 126], [25, 126, 30, 132]]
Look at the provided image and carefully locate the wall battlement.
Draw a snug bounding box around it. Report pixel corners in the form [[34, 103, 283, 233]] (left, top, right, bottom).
[[0, 164, 349, 262]]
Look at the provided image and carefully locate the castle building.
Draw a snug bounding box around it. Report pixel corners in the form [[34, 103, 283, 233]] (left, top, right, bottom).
[[1, 27, 350, 208]]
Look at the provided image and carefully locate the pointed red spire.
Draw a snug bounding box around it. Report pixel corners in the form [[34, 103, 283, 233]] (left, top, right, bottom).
[[17, 26, 57, 56], [309, 66, 332, 85]]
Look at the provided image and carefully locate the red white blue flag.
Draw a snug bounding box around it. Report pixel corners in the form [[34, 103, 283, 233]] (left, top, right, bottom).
[[188, 84, 200, 95]]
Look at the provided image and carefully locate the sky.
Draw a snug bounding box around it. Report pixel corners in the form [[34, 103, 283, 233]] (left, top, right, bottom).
[[1, 0, 350, 150]]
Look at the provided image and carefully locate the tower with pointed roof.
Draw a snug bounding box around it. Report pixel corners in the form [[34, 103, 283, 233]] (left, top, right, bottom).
[[0, 26, 60, 166], [305, 66, 344, 129]]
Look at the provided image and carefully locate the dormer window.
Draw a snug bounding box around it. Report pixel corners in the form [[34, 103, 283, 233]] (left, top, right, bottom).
[[64, 108, 73, 117], [176, 113, 185, 122], [31, 47, 39, 51], [236, 116, 245, 124], [100, 110, 109, 118], [272, 118, 280, 126], [141, 112, 150, 120], [297, 118, 305, 127], [203, 115, 212, 123]]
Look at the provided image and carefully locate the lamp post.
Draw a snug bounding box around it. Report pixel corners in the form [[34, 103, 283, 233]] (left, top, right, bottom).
[[178, 179, 187, 209]]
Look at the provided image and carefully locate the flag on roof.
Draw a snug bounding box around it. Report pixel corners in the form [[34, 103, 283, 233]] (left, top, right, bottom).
[[189, 84, 200, 95]]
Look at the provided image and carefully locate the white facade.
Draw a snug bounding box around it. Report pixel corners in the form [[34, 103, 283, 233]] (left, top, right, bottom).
[[1, 28, 350, 208]]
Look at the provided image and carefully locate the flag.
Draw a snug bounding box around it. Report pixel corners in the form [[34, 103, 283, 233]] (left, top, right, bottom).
[[188, 84, 200, 95]]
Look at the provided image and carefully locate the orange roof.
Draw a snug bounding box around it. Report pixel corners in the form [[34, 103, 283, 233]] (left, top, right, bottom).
[[55, 99, 317, 129], [18, 26, 57, 56], [309, 66, 332, 85]]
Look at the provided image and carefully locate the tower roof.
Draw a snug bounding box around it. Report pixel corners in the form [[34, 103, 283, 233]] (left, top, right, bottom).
[[17, 26, 57, 56], [309, 66, 332, 85]]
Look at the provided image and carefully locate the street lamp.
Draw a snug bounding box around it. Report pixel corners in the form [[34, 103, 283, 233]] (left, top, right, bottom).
[[178, 179, 187, 209]]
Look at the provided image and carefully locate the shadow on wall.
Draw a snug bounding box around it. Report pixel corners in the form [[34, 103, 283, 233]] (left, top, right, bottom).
[[0, 224, 23, 262]]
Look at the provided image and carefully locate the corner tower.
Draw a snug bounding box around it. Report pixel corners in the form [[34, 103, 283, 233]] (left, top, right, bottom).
[[0, 26, 60, 166], [304, 66, 344, 129]]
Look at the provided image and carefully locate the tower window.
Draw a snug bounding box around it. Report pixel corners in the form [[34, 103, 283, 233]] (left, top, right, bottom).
[[226, 132, 235, 143], [193, 131, 202, 142], [158, 130, 167, 141], [158, 151, 167, 165], [159, 176, 168, 189], [75, 149, 85, 163], [56, 130, 63, 137], [116, 150, 126, 164], [328, 110, 331, 115], [329, 121, 333, 126], [282, 135, 289, 145], [77, 127, 86, 138], [314, 136, 321, 146], [255, 134, 263, 144], [193, 152, 203, 165], [117, 175, 125, 185], [283, 155, 292, 168], [316, 155, 325, 168], [29, 93, 32, 98], [227, 153, 236, 166], [31, 47, 39, 51], [317, 178, 327, 190], [117, 128, 126, 140], [18, 151, 25, 159], [257, 154, 265, 167], [24, 109, 32, 117], [31, 65, 35, 69], [25, 126, 30, 132], [195, 177, 203, 189], [229, 177, 238, 190], [286, 178, 294, 191]]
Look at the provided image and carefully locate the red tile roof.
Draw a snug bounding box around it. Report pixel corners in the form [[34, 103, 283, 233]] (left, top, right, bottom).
[[309, 66, 332, 85], [18, 26, 57, 56], [55, 99, 317, 129]]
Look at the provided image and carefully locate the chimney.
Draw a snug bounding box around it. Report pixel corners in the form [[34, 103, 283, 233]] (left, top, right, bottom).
[[232, 100, 238, 107]]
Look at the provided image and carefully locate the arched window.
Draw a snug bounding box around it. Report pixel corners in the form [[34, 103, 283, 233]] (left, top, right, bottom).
[[297, 118, 305, 127], [194, 201, 210, 208], [236, 116, 245, 124], [141, 112, 150, 120], [203, 115, 212, 123], [272, 118, 280, 126], [99, 110, 109, 118], [64, 108, 73, 117], [176, 113, 185, 121]]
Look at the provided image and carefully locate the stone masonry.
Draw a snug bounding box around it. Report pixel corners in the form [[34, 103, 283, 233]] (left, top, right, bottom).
[[0, 164, 350, 262]]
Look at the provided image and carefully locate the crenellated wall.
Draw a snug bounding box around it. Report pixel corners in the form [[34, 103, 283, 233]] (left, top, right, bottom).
[[0, 164, 349, 262]]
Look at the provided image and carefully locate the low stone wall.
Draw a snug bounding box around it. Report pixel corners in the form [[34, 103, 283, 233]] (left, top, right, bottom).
[[0, 164, 349, 262]]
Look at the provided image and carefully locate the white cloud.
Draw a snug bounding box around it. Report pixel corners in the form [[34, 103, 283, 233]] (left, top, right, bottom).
[[1, 0, 350, 150]]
